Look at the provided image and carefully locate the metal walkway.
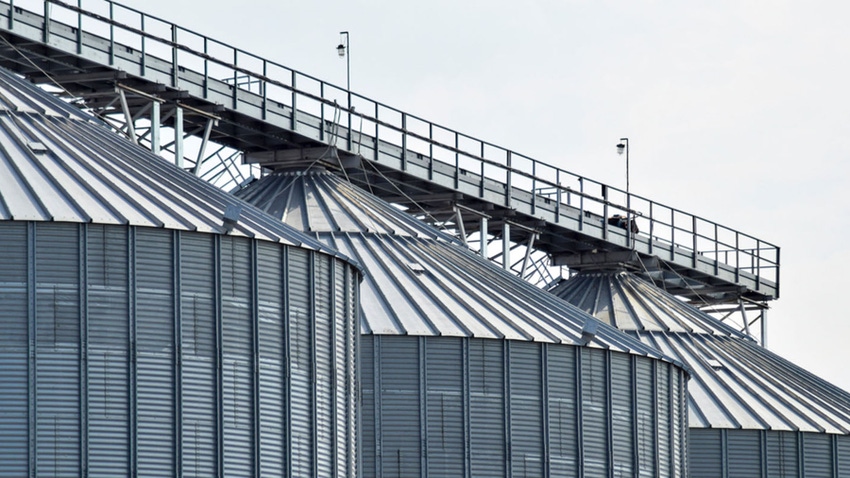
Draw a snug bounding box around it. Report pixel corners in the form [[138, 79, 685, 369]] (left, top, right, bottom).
[[0, 0, 779, 313]]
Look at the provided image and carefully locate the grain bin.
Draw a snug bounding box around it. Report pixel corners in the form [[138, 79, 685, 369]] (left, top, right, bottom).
[[552, 270, 850, 477], [0, 68, 360, 478], [238, 169, 691, 477]]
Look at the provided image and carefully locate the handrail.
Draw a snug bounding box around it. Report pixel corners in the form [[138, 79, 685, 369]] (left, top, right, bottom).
[[6, 0, 779, 294]]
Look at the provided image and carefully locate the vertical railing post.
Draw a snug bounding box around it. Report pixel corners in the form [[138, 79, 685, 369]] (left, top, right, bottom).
[[692, 216, 698, 268], [505, 151, 512, 208], [201, 37, 208, 98], [670, 209, 675, 261], [373, 103, 380, 161], [648, 202, 654, 254], [171, 24, 178, 87], [602, 184, 609, 240], [42, 0, 50, 43], [140, 14, 147, 76], [714, 224, 719, 276], [453, 132, 459, 189], [578, 177, 584, 231], [231, 50, 238, 109], [479, 142, 485, 199], [401, 113, 407, 171], [290, 71, 297, 132], [8, 0, 14, 30], [735, 233, 740, 283], [319, 82, 326, 142], [261, 60, 267, 120], [555, 170, 561, 224], [531, 161, 537, 216], [428, 123, 434, 180], [108, 1, 114, 65], [755, 239, 762, 291], [76, 0, 82, 54]]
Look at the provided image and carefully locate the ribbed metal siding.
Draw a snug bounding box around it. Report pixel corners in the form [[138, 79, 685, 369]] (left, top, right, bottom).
[[379, 338, 422, 476], [0, 222, 358, 478], [0, 223, 28, 477], [315, 254, 334, 478], [656, 363, 672, 478], [288, 247, 315, 477], [838, 435, 850, 476], [362, 335, 688, 477], [426, 337, 465, 476], [87, 225, 131, 477], [581, 347, 609, 476], [221, 237, 255, 477], [256, 241, 286, 477], [547, 345, 578, 477], [135, 228, 176, 477], [610, 353, 634, 477], [35, 223, 81, 478], [510, 342, 544, 477], [689, 429, 850, 477], [635, 358, 656, 477], [689, 429, 722, 478], [804, 433, 833, 478], [727, 430, 761, 478], [180, 232, 217, 477], [469, 338, 506, 476]]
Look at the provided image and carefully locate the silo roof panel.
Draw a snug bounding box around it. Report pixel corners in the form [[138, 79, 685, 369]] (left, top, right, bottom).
[[238, 170, 684, 366], [0, 68, 354, 266], [554, 270, 850, 434]]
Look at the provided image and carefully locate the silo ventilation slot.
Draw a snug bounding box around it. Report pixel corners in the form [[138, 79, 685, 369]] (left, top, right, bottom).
[[28, 141, 48, 153]]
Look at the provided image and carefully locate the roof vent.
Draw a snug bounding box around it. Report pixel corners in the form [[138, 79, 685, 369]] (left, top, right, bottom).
[[222, 204, 242, 234], [577, 319, 598, 345], [707, 358, 724, 370], [408, 262, 426, 274], [28, 141, 48, 153]]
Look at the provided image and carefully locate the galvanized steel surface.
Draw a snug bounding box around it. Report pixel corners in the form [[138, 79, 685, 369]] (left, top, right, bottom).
[[238, 170, 682, 363], [689, 429, 850, 478], [361, 335, 690, 477], [551, 271, 850, 433], [0, 70, 362, 478], [0, 67, 346, 257], [0, 222, 360, 478]]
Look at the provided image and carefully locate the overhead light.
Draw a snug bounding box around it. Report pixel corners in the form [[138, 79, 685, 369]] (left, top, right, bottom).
[[616, 142, 625, 155]]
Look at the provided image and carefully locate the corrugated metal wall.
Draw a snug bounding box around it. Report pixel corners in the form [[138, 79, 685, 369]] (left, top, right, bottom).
[[690, 429, 850, 477], [361, 335, 689, 478], [0, 222, 359, 478]]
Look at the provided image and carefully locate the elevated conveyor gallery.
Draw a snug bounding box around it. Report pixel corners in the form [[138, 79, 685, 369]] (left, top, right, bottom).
[[0, 0, 778, 312]]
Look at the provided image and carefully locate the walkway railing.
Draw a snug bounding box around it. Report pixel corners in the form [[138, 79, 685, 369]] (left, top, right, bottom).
[[2, 0, 780, 296]]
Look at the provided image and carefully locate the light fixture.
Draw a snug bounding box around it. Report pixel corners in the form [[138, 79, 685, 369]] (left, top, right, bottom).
[[616, 142, 625, 155], [337, 43, 345, 58]]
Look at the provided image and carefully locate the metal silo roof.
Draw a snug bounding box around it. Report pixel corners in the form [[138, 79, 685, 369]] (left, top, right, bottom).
[[551, 270, 850, 434], [0, 67, 346, 257], [237, 169, 683, 364]]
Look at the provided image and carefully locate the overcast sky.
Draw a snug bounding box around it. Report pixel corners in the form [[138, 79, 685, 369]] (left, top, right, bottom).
[[117, 0, 850, 390]]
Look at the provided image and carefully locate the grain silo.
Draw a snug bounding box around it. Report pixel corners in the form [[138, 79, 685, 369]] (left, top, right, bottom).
[[0, 68, 360, 478], [551, 270, 850, 477], [238, 168, 691, 477]]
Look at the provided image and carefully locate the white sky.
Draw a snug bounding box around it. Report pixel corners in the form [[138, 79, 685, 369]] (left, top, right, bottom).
[[120, 0, 850, 390]]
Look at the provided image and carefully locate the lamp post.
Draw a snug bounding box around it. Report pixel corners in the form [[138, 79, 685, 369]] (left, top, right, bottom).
[[337, 32, 351, 149], [616, 138, 632, 248]]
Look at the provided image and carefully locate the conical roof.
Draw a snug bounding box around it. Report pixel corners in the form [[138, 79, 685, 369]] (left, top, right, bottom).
[[551, 271, 850, 433], [237, 169, 682, 363], [0, 68, 343, 256]]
